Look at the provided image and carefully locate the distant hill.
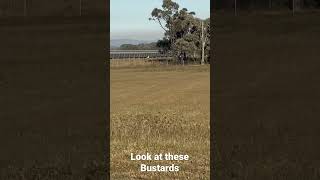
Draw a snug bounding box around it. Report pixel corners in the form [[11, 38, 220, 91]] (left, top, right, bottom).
[[110, 39, 156, 48]]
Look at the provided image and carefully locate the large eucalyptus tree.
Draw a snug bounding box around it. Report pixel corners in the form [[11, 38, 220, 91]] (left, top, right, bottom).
[[150, 0, 210, 64]]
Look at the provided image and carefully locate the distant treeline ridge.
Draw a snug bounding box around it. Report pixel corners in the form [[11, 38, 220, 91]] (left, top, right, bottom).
[[118, 42, 159, 50]]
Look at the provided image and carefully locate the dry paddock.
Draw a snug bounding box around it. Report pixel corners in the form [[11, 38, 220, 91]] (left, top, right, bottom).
[[110, 65, 210, 179], [110, 58, 173, 67]]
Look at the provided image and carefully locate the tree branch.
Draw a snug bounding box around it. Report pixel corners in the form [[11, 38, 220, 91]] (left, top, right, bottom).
[[157, 18, 168, 32]]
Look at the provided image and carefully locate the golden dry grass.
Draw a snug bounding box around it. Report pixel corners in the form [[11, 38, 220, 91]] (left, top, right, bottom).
[[110, 59, 151, 67], [110, 59, 162, 67], [111, 65, 210, 179]]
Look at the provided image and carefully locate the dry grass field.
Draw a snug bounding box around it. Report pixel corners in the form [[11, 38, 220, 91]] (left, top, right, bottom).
[[110, 59, 159, 67], [111, 64, 210, 179]]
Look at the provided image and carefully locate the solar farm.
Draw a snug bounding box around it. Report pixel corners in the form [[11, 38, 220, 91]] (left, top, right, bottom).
[[110, 50, 171, 59]]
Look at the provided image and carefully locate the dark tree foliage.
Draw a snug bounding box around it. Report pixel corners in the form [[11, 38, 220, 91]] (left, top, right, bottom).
[[156, 38, 171, 54], [150, 0, 210, 64], [119, 42, 159, 50]]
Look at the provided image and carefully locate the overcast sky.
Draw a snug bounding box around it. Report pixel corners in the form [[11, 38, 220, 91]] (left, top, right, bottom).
[[111, 0, 210, 41]]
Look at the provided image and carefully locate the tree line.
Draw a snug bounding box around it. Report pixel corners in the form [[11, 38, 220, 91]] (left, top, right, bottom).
[[119, 42, 159, 50]]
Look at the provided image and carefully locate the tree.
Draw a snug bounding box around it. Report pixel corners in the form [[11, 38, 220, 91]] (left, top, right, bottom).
[[201, 18, 210, 64], [204, 18, 211, 64], [149, 0, 180, 46], [170, 7, 198, 61], [156, 38, 171, 54], [149, 1, 195, 51], [150, 0, 210, 64]]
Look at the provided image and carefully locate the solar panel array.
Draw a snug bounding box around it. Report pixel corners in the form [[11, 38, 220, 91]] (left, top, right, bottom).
[[110, 50, 171, 59]]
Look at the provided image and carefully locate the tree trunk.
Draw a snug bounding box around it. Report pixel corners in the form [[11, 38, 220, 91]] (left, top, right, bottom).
[[201, 21, 205, 65]]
